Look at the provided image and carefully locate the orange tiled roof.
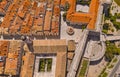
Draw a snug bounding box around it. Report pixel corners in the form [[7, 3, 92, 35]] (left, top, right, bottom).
[[44, 11, 52, 31], [1, 0, 22, 28], [54, 0, 60, 5], [53, 6, 60, 16], [20, 14, 33, 35], [39, 4, 45, 14], [51, 5, 60, 35], [20, 53, 35, 77], [0, 0, 7, 12], [87, 0, 99, 29], [32, 1, 38, 10], [65, 0, 100, 30], [34, 17, 43, 26], [67, 13, 91, 23], [0, 0, 60, 37], [9, 16, 22, 34], [4, 58, 18, 75], [61, 0, 66, 6], [3, 40, 21, 75], [0, 41, 9, 56], [55, 52, 66, 77]]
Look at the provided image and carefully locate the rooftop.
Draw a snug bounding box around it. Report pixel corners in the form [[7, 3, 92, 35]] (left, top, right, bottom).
[[20, 52, 35, 77], [0, 0, 61, 39], [0, 40, 22, 76], [62, 0, 100, 30], [0, 0, 11, 15], [21, 39, 67, 77]]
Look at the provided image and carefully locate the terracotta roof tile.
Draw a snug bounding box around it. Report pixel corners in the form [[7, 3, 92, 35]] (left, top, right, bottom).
[[4, 58, 18, 75], [0, 41, 9, 56], [66, 0, 100, 30], [0, 0, 60, 36], [20, 53, 35, 77], [44, 11, 52, 31]]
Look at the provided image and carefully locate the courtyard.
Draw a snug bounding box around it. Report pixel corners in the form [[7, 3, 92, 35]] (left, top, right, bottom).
[[34, 54, 56, 77]]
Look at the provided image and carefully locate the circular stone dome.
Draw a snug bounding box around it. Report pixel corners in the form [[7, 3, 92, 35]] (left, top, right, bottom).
[[105, 0, 112, 4]]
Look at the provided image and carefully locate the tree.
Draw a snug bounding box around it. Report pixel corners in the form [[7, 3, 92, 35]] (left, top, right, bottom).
[[105, 42, 120, 61], [103, 23, 110, 30], [102, 30, 108, 34], [110, 16, 116, 22], [102, 23, 110, 34], [64, 2, 70, 11], [116, 13, 120, 19], [63, 12, 67, 21], [113, 21, 120, 30], [82, 25, 86, 32]]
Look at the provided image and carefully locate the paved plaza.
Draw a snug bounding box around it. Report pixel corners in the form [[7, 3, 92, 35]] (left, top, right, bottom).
[[60, 12, 83, 42], [87, 58, 108, 77]]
